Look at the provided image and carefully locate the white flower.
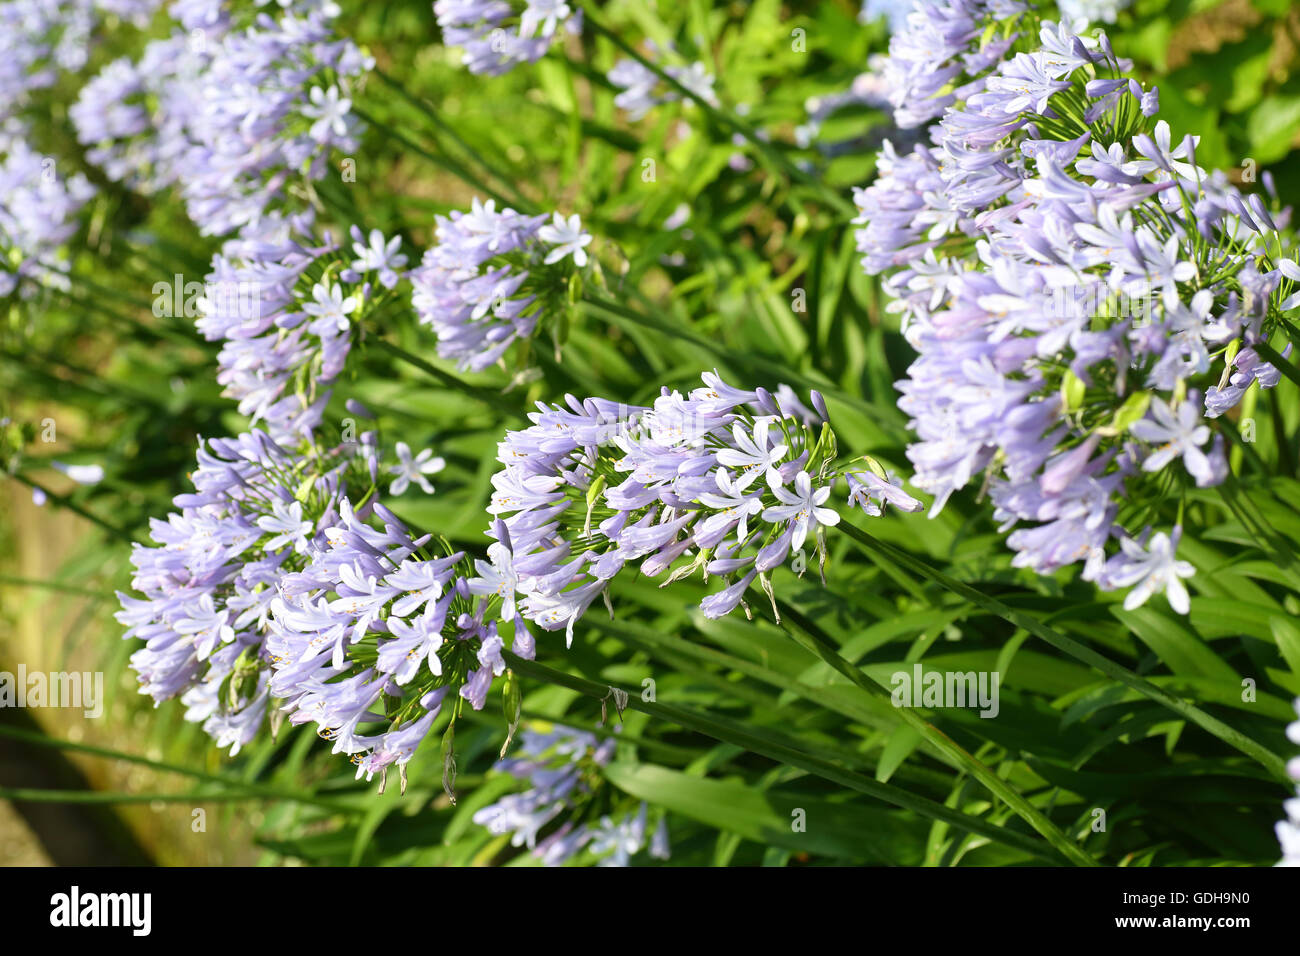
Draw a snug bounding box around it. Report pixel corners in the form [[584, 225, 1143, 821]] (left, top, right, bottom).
[[762, 470, 839, 552], [1131, 396, 1212, 482], [256, 499, 313, 554], [1132, 232, 1197, 307], [538, 212, 592, 266], [1278, 700, 1300, 866], [302, 85, 353, 141], [303, 280, 358, 334], [1134, 119, 1201, 182], [1278, 811, 1300, 867], [519, 0, 571, 39], [698, 468, 763, 540], [715, 418, 788, 490], [466, 542, 520, 622], [846, 471, 923, 516], [588, 811, 644, 867], [174, 593, 235, 656], [350, 229, 407, 288], [1107, 528, 1196, 614], [665, 62, 718, 106], [388, 442, 446, 496]]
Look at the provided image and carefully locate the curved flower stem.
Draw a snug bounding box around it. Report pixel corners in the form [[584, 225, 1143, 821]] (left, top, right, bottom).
[[503, 650, 1079, 864], [576, 5, 856, 218], [0, 574, 110, 597], [44, 285, 205, 349], [1257, 341, 1300, 391], [835, 518, 1291, 783], [36, 262, 162, 313], [353, 106, 517, 210], [0, 725, 361, 811], [369, 68, 536, 213], [6, 473, 142, 544], [26, 258, 205, 346], [1, 342, 177, 410], [591, 614, 1001, 792], [0, 788, 235, 804], [1215, 476, 1300, 589], [368, 337, 525, 419]]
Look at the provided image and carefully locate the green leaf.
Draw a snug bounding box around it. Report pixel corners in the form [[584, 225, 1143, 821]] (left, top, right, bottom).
[[1270, 616, 1300, 676], [605, 762, 927, 863], [876, 726, 922, 784], [1111, 606, 1239, 683], [1247, 95, 1300, 165]]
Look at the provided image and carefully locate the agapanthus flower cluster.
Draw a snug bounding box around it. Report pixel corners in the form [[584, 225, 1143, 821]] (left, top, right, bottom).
[[69, 32, 202, 192], [473, 724, 670, 866], [1279, 699, 1300, 867], [409, 198, 593, 373], [0, 0, 98, 125], [607, 51, 718, 121], [115, 428, 375, 755], [264, 499, 538, 787], [0, 131, 96, 295], [485, 371, 921, 645], [855, 12, 1298, 613], [197, 213, 406, 438], [72, 2, 370, 236], [875, 0, 1028, 131], [116, 405, 540, 784], [435, 0, 582, 76]]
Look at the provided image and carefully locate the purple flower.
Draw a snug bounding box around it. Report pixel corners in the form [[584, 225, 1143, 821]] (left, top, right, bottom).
[[73, 8, 371, 237], [846, 471, 923, 516], [436, 0, 581, 76], [1131, 396, 1212, 482], [473, 724, 667, 866], [855, 16, 1286, 613], [488, 371, 913, 635], [116, 427, 371, 752], [409, 197, 594, 371]]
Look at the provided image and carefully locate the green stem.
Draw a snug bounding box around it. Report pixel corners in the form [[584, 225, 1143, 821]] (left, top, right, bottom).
[[0, 725, 357, 812], [369, 338, 523, 418], [354, 106, 517, 209], [1256, 342, 1300, 391], [45, 285, 204, 349], [370, 69, 535, 212], [6, 474, 140, 544], [0, 786, 344, 807], [0, 574, 110, 598]]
